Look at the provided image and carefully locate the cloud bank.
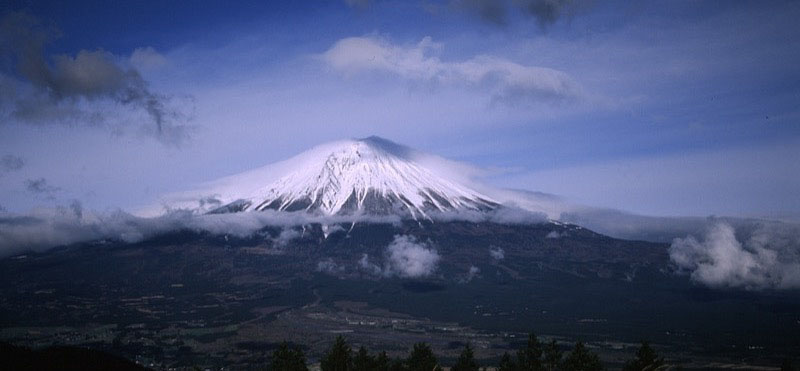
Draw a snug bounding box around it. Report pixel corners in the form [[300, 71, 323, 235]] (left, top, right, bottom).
[[670, 221, 800, 290], [0, 206, 361, 257], [321, 35, 583, 104], [0, 12, 191, 144]]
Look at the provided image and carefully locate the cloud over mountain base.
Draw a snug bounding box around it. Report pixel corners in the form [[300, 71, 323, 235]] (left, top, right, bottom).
[[670, 221, 800, 290]]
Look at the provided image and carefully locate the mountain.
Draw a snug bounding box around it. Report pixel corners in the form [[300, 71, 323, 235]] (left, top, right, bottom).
[[4, 137, 798, 370], [170, 136, 500, 219]]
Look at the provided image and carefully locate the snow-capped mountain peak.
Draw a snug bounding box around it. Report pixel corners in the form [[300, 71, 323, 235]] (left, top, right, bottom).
[[172, 137, 498, 219]]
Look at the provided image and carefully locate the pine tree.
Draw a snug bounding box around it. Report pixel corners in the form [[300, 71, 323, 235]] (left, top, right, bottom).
[[388, 357, 406, 371], [622, 341, 664, 371], [780, 358, 795, 371], [543, 340, 562, 371], [270, 342, 309, 371], [353, 346, 376, 371], [499, 352, 517, 371], [561, 342, 602, 371], [451, 344, 479, 371], [517, 333, 544, 371], [406, 343, 439, 371], [375, 351, 391, 371], [321, 336, 353, 371]]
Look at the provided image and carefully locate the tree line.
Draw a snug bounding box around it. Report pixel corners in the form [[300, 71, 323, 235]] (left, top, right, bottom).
[[268, 333, 666, 371]]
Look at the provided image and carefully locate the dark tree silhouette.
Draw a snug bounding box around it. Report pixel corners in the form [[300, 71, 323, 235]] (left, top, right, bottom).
[[388, 356, 406, 371], [353, 346, 376, 371], [451, 343, 479, 371], [561, 342, 602, 371], [622, 341, 664, 371], [780, 358, 795, 371], [517, 333, 544, 371], [375, 351, 392, 371], [406, 343, 439, 371], [499, 352, 517, 371], [321, 336, 353, 371], [270, 342, 308, 371], [543, 340, 562, 371]]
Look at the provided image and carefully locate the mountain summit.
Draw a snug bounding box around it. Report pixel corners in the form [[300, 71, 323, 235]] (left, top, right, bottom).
[[182, 137, 498, 219]]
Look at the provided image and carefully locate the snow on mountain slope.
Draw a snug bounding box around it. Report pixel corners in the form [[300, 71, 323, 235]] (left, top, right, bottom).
[[156, 137, 501, 219]]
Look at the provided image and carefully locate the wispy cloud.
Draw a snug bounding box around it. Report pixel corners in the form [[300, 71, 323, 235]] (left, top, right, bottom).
[[321, 35, 584, 104], [459, 265, 480, 283], [24, 177, 59, 195], [0, 154, 24, 174]]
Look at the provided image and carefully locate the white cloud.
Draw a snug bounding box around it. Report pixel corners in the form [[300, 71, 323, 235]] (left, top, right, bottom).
[[489, 246, 505, 260], [385, 235, 440, 278], [317, 258, 345, 274], [321, 35, 583, 103], [670, 221, 800, 290], [358, 253, 384, 276], [359, 235, 441, 278], [0, 207, 391, 257], [545, 230, 561, 239], [274, 228, 301, 247], [460, 265, 480, 283]]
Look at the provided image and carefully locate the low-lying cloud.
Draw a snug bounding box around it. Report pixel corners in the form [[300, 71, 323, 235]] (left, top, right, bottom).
[[359, 235, 441, 278], [489, 246, 505, 260], [545, 230, 562, 239], [0, 206, 410, 258], [670, 221, 800, 290], [317, 258, 345, 274], [430, 205, 549, 224], [274, 228, 301, 247], [321, 35, 583, 104], [385, 235, 440, 278], [459, 265, 480, 283], [0, 12, 191, 144]]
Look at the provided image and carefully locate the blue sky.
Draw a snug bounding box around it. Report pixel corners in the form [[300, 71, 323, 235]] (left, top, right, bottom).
[[1, 0, 799, 219]]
